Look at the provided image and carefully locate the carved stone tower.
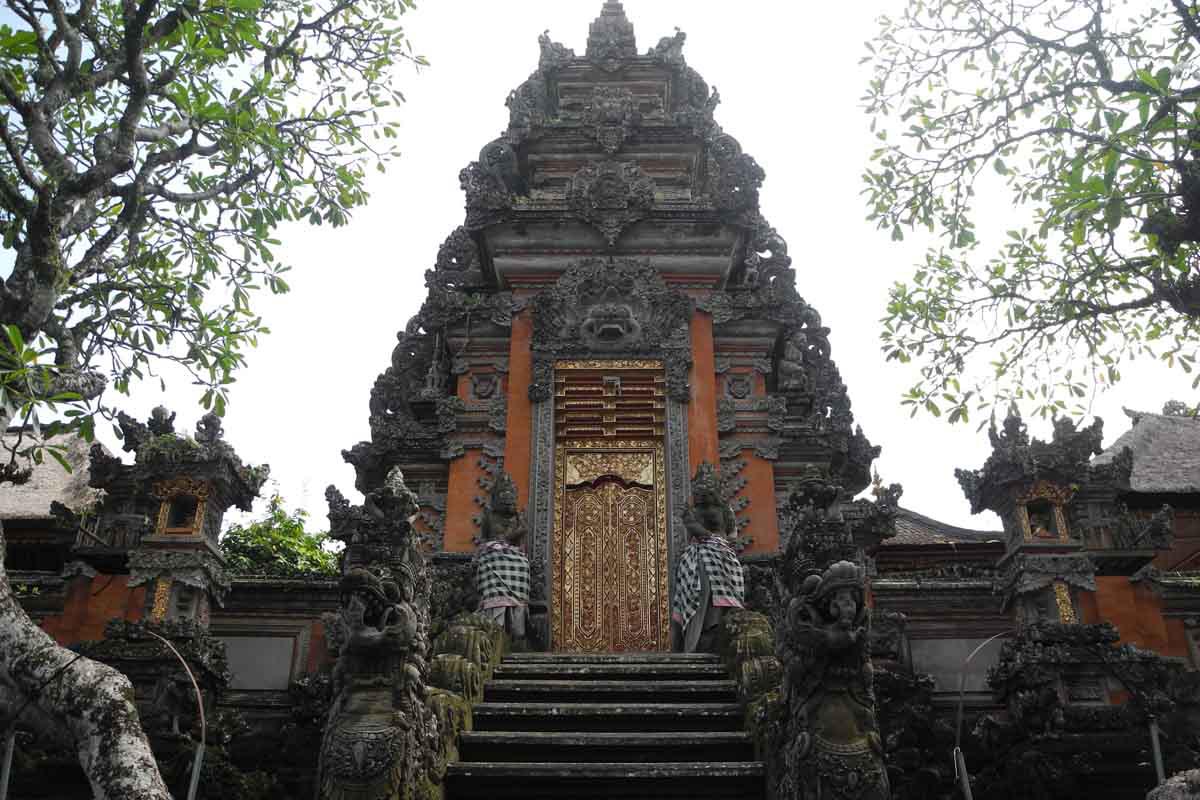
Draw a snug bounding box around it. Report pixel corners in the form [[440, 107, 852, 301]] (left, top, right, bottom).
[[956, 413, 1105, 627], [77, 407, 268, 626], [69, 407, 267, 771], [345, 2, 876, 652]]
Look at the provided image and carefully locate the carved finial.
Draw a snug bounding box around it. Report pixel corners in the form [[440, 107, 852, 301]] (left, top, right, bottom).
[[538, 29, 575, 71], [587, 0, 637, 70], [147, 406, 176, 436], [116, 410, 150, 453]]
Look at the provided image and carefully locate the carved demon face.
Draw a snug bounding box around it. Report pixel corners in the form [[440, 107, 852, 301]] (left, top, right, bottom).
[[340, 569, 398, 630], [579, 287, 642, 349]]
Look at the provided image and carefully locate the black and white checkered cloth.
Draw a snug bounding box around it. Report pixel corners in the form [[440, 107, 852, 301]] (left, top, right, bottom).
[[672, 535, 744, 628], [476, 541, 530, 608]]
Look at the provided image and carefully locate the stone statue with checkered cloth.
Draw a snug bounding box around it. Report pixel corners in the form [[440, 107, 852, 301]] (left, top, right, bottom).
[[475, 473, 530, 644], [672, 463, 745, 653]]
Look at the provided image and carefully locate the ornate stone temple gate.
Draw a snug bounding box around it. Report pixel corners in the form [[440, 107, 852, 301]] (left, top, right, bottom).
[[339, 0, 877, 661]]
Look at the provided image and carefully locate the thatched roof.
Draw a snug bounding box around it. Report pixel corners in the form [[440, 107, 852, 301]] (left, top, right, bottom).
[[0, 429, 101, 521], [884, 507, 1002, 547], [1092, 409, 1200, 494]]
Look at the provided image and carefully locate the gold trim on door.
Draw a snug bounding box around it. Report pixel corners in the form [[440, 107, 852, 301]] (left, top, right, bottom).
[[552, 441, 669, 652]]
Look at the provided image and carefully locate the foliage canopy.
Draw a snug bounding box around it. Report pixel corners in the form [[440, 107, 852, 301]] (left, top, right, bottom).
[[220, 494, 338, 577], [0, 0, 424, 467], [865, 0, 1200, 422]]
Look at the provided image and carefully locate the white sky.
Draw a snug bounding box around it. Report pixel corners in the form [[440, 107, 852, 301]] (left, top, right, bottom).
[[101, 0, 1196, 533]]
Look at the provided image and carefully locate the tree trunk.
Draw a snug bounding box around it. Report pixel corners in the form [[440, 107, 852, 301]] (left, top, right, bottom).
[[0, 509, 171, 798]]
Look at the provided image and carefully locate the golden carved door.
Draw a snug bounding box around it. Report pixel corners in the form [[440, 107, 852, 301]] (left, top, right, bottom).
[[552, 443, 669, 652]]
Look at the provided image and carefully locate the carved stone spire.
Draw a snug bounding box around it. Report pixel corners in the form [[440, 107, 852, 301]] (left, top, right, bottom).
[[587, 0, 637, 71]]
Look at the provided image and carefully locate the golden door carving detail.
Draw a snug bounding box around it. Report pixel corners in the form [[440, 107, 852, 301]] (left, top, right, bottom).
[[552, 443, 669, 652]]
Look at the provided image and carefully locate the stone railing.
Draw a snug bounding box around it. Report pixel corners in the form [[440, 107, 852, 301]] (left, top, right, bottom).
[[716, 609, 782, 760], [425, 612, 507, 788]]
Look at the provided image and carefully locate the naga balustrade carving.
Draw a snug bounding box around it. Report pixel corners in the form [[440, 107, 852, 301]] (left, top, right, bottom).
[[319, 467, 440, 800]]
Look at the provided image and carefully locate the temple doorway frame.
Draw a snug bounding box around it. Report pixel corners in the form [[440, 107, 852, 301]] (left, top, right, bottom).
[[526, 358, 690, 652]]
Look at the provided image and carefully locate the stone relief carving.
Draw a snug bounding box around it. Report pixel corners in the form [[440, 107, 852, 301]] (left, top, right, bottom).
[[726, 373, 753, 399], [426, 226, 481, 291], [705, 132, 764, 214], [568, 160, 656, 246], [529, 258, 693, 403], [414, 481, 446, 553], [586, 86, 640, 153], [460, 139, 525, 230], [471, 373, 499, 400], [487, 396, 508, 434]]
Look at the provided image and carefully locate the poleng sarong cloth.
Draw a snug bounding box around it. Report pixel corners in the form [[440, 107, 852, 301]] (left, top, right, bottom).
[[671, 534, 745, 629], [476, 540, 530, 610]]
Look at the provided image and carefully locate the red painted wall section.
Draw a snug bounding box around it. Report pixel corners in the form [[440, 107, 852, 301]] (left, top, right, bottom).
[[504, 309, 534, 507], [444, 449, 485, 553], [1156, 509, 1200, 571], [1092, 576, 1187, 657], [688, 312, 719, 471], [42, 574, 145, 645], [307, 619, 330, 673], [731, 450, 780, 555], [1077, 589, 1100, 625]]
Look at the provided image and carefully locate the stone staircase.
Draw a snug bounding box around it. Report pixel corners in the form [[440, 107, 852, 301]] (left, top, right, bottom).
[[445, 652, 765, 800]]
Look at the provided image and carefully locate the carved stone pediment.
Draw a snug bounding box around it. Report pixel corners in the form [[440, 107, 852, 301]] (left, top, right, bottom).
[[532, 258, 689, 355], [529, 258, 693, 402]]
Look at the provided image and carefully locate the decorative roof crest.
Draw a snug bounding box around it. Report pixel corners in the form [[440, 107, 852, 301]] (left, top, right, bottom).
[[956, 409, 1105, 514], [587, 0, 637, 72]]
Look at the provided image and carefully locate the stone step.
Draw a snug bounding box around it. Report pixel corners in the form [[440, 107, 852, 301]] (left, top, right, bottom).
[[445, 761, 765, 800], [472, 702, 745, 732], [484, 679, 738, 704], [458, 731, 755, 763], [493, 662, 728, 681], [504, 652, 721, 664]]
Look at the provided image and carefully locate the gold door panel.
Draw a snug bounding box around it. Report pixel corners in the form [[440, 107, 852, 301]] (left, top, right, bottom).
[[552, 443, 669, 652]]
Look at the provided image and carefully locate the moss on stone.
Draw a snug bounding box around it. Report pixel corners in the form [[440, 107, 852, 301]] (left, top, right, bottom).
[[734, 654, 783, 703], [427, 688, 472, 783], [432, 613, 508, 679], [744, 689, 781, 759], [430, 654, 484, 704]]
